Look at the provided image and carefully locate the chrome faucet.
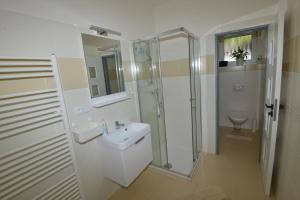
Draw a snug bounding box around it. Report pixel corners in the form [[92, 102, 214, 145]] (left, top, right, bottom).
[[115, 121, 125, 129]]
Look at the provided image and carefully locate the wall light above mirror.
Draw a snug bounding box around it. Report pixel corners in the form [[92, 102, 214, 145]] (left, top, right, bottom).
[[81, 33, 130, 107]]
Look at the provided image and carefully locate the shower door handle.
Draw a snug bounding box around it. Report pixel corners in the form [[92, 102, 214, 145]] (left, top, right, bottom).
[[154, 89, 161, 118], [156, 102, 161, 117]]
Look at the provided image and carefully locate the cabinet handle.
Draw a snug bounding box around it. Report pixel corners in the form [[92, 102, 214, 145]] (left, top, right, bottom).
[[135, 136, 145, 144]]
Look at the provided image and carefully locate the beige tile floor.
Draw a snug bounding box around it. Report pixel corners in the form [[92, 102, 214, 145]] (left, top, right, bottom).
[[109, 127, 274, 200]]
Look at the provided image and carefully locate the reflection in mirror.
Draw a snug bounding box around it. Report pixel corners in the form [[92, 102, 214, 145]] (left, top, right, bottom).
[[81, 33, 125, 98]]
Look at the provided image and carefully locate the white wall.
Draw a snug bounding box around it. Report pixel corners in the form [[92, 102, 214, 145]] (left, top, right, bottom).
[[160, 38, 193, 175], [0, 0, 155, 40], [153, 0, 279, 35], [218, 68, 265, 130], [159, 36, 189, 60], [0, 10, 81, 58], [162, 76, 194, 174], [218, 30, 268, 130]]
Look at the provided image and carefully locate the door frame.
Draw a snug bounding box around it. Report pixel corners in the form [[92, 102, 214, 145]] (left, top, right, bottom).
[[214, 24, 269, 154], [212, 3, 287, 155], [102, 54, 115, 95]]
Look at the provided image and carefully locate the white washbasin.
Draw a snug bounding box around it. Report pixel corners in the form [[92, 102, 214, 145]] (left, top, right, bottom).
[[103, 122, 150, 150]]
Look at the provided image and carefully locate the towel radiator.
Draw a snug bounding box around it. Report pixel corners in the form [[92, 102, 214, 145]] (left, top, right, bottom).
[[0, 55, 83, 200]]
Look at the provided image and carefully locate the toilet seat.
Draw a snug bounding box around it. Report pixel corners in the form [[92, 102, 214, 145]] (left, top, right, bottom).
[[227, 111, 248, 129], [228, 115, 248, 124]]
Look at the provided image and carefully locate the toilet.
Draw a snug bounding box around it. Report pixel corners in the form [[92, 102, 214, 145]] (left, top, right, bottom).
[[227, 110, 248, 130]]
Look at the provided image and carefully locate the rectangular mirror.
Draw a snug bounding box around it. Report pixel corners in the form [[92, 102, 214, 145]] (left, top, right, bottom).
[[81, 33, 125, 100]]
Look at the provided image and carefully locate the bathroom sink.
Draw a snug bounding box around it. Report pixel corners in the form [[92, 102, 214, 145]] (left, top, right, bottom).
[[103, 122, 151, 150]]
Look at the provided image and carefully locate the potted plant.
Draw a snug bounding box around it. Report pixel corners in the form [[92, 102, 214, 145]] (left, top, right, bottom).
[[231, 47, 249, 66]]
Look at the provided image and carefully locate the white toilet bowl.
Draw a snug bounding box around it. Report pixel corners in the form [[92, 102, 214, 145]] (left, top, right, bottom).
[[227, 111, 248, 130]]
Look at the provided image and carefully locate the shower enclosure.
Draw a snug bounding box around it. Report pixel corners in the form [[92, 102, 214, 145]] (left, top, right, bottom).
[[133, 27, 201, 176]]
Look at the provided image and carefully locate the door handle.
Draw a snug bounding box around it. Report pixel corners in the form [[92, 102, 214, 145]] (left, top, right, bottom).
[[268, 110, 273, 117], [265, 100, 279, 121], [265, 104, 274, 109], [266, 104, 274, 118]]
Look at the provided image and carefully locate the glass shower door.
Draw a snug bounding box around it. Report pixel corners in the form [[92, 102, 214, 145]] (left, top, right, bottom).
[[189, 36, 202, 162], [133, 39, 168, 168]]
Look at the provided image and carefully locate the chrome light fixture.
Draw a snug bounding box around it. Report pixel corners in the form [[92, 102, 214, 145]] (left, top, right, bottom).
[[89, 25, 122, 36]]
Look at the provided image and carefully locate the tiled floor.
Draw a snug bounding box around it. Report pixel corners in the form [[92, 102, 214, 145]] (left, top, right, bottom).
[[109, 127, 274, 200]]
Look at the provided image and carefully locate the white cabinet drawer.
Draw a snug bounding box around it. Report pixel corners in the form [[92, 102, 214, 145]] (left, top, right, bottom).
[[102, 132, 153, 187]]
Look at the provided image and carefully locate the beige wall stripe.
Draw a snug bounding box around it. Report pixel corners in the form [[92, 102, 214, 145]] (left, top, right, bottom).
[[57, 57, 88, 91]]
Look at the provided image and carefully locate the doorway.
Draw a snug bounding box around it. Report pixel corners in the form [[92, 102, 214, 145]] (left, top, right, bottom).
[[216, 26, 268, 149], [215, 11, 285, 196]]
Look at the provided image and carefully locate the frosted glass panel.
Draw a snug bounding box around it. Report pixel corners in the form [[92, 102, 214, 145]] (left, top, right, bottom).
[[224, 34, 252, 61]]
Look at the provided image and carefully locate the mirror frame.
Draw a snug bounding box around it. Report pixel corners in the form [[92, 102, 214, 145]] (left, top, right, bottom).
[[80, 31, 131, 107]]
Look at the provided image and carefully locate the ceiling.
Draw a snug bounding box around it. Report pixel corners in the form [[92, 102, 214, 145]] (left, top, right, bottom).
[[137, 0, 171, 6]]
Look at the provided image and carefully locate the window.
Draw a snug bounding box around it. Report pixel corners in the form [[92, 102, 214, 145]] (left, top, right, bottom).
[[223, 34, 252, 61]]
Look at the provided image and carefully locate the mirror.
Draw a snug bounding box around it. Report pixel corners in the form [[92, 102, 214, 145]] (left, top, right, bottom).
[[81, 33, 125, 99]]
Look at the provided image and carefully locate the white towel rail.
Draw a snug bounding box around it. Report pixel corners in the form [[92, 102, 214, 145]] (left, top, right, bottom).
[[0, 133, 71, 198], [32, 174, 81, 200], [0, 108, 60, 126], [0, 112, 62, 132], [0, 92, 58, 107], [0, 89, 57, 100], [0, 97, 60, 113], [0, 58, 54, 80], [0, 67, 52, 73], [0, 72, 54, 80], [0, 111, 63, 140], [0, 61, 52, 66], [0, 103, 60, 120], [0, 57, 51, 60], [0, 56, 83, 200]]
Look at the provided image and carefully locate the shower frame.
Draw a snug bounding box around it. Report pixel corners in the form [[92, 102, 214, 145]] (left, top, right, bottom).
[[133, 27, 202, 177]]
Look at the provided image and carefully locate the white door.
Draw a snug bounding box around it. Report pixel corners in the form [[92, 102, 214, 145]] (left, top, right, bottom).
[[261, 10, 285, 195]]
